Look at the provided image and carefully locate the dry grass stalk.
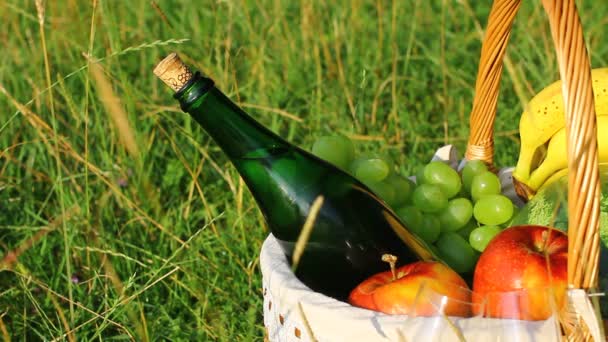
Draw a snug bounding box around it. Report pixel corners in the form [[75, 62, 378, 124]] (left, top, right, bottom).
[[88, 61, 140, 156], [99, 252, 150, 342], [48, 295, 76, 342], [239, 102, 303, 122], [0, 205, 80, 270], [0, 313, 10, 342], [297, 301, 319, 342], [292, 196, 325, 271], [150, 1, 171, 27]]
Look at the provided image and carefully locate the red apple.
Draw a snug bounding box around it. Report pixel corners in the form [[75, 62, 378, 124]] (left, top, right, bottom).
[[348, 260, 472, 317], [472, 225, 568, 320]]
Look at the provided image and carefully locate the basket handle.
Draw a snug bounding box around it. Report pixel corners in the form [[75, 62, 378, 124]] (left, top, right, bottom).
[[465, 0, 601, 290]]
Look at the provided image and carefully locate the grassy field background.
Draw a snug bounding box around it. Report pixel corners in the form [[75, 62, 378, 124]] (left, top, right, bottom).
[[1, 0, 608, 340]]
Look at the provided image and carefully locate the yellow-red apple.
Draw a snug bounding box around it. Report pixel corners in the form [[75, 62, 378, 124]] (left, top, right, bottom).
[[348, 260, 471, 317], [472, 225, 568, 320]]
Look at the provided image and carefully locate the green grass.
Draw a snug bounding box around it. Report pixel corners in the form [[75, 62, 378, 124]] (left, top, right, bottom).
[[1, 0, 607, 340]]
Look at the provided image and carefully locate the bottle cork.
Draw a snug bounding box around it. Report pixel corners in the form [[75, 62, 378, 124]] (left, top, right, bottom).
[[153, 53, 194, 92]]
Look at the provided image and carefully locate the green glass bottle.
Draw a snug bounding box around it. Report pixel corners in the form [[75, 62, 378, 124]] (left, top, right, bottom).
[[154, 53, 438, 300]]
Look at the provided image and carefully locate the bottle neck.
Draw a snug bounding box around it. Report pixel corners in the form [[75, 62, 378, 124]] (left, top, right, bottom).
[[175, 73, 290, 160]]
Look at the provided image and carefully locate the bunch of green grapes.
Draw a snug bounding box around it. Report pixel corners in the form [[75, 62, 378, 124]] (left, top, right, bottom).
[[311, 135, 413, 209], [311, 135, 518, 275]]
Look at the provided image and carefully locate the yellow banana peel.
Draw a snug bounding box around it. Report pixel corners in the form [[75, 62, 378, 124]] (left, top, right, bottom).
[[525, 116, 608, 191], [512, 68, 608, 184]]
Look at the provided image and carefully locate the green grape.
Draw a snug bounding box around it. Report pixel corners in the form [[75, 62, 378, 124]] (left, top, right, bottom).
[[456, 185, 469, 199], [439, 198, 473, 232], [435, 232, 478, 274], [421, 161, 462, 198], [462, 160, 488, 193], [415, 165, 427, 185], [350, 154, 391, 184], [416, 215, 441, 243], [470, 171, 501, 202], [396, 206, 440, 243], [311, 135, 355, 171], [469, 225, 502, 252], [385, 173, 415, 207], [395, 205, 423, 231], [473, 194, 514, 225], [457, 219, 478, 240], [367, 180, 397, 207], [412, 184, 448, 213]]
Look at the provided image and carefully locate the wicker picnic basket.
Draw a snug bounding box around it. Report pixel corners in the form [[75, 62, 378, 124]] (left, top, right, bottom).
[[260, 0, 605, 340]]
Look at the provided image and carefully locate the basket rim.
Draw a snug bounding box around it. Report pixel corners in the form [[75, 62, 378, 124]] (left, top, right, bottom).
[[260, 233, 605, 305], [259, 233, 571, 340]]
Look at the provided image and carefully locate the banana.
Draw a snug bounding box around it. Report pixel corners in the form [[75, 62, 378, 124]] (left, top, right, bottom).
[[535, 163, 608, 197], [524, 115, 608, 192], [512, 68, 608, 184], [536, 168, 568, 195]]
